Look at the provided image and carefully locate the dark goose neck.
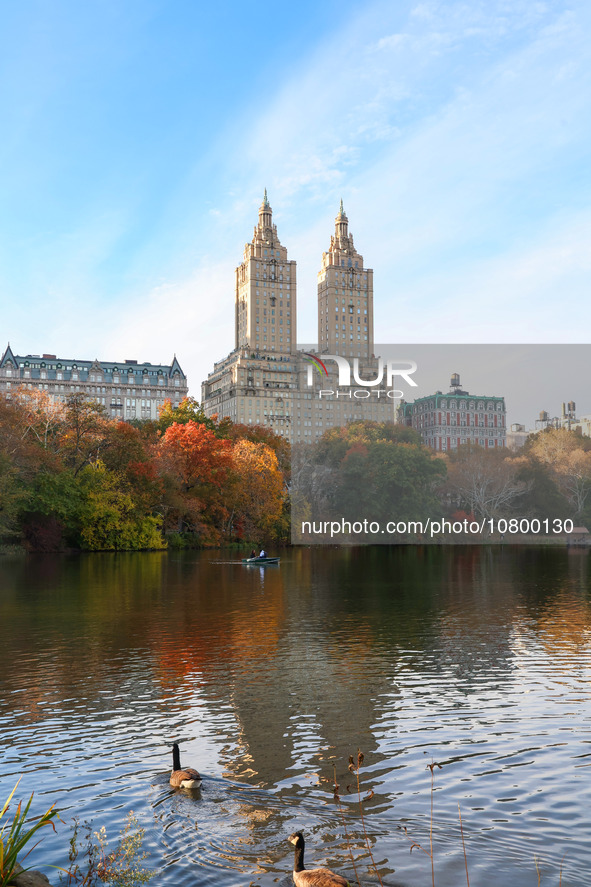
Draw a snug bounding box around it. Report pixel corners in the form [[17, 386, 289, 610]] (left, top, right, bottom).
[[172, 745, 181, 770], [293, 844, 305, 873]]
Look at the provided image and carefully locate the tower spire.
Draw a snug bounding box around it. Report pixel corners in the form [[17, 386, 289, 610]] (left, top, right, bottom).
[[258, 188, 273, 238], [335, 199, 348, 239]]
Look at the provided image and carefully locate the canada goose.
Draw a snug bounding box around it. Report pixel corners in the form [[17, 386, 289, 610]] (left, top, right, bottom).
[[169, 742, 201, 789], [288, 832, 350, 887]]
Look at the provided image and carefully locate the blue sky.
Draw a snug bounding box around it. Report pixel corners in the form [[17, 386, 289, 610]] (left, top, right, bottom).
[[1, 0, 590, 397]]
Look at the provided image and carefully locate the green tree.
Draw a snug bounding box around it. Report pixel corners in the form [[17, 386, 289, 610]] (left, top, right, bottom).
[[156, 397, 217, 433], [335, 439, 446, 531], [75, 462, 164, 551]]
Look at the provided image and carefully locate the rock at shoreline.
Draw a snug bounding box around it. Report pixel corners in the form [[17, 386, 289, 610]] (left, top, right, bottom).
[[8, 863, 51, 886]]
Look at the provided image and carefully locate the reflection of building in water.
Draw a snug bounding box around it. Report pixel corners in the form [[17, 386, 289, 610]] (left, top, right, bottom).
[[4, 547, 566, 804], [219, 554, 390, 787], [210, 548, 523, 790], [398, 373, 506, 452]]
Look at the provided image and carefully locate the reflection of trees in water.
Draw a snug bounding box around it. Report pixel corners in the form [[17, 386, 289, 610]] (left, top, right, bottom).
[[2, 547, 590, 785]]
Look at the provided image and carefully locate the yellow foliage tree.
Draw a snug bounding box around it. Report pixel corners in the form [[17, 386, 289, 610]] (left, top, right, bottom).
[[230, 439, 285, 542]]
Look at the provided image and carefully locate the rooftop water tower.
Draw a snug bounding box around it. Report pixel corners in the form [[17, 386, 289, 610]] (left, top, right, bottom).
[[449, 373, 467, 395]]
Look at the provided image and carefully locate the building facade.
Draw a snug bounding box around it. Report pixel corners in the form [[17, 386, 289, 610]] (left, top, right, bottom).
[[317, 200, 374, 360], [0, 344, 188, 421], [201, 194, 394, 442], [398, 374, 506, 451], [235, 188, 297, 356]]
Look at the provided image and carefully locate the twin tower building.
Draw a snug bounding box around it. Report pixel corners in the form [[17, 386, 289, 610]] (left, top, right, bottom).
[[201, 192, 393, 442]]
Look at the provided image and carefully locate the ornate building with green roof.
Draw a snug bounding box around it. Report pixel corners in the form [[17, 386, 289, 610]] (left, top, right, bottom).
[[398, 373, 506, 452]]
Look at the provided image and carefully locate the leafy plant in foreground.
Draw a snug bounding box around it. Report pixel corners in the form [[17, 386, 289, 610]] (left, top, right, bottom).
[[59, 813, 154, 886], [0, 777, 59, 887]]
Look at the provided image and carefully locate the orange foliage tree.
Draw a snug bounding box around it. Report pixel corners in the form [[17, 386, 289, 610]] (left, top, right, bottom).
[[158, 420, 233, 541]]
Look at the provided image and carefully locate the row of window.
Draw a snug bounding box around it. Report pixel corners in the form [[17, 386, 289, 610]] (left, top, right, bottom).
[[428, 438, 505, 449], [414, 413, 505, 427], [2, 368, 181, 386], [417, 399, 505, 411]]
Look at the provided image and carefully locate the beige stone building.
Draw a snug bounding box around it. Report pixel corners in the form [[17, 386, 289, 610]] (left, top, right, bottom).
[[235, 188, 297, 356], [0, 344, 187, 421], [201, 193, 394, 441], [317, 200, 374, 360]]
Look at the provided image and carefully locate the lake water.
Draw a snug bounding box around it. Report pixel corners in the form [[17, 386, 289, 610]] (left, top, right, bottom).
[[1, 546, 590, 887]]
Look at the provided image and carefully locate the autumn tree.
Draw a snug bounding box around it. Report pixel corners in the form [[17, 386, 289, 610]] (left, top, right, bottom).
[[335, 437, 445, 529], [513, 456, 569, 521], [10, 387, 66, 454], [157, 420, 233, 541], [156, 397, 217, 433], [219, 421, 291, 478], [444, 444, 529, 525], [0, 450, 22, 542], [527, 428, 591, 520], [229, 439, 285, 541], [314, 420, 422, 467], [60, 394, 111, 474], [0, 392, 69, 547]]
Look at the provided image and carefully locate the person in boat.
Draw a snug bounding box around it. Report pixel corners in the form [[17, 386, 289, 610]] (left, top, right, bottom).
[[259, 548, 266, 558], [249, 548, 257, 559]]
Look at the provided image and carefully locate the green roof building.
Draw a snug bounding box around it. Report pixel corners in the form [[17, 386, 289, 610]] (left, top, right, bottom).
[[398, 373, 506, 452]]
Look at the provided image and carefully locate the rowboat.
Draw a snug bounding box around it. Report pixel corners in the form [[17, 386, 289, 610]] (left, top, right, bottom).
[[242, 556, 280, 565]]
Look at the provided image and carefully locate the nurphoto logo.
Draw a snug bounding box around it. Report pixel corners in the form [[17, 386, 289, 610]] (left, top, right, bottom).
[[302, 352, 418, 399]]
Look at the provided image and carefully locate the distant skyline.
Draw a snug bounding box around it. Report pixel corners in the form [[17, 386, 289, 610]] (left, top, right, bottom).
[[375, 344, 591, 430], [2, 1, 591, 396]]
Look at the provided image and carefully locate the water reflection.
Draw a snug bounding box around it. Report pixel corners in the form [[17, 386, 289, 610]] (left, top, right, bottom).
[[0, 547, 590, 886]]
